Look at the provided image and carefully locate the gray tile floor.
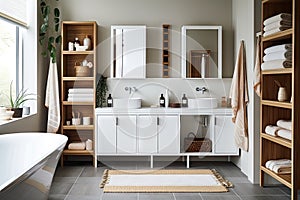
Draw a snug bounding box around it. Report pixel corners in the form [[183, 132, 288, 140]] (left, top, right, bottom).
[[49, 161, 290, 200]]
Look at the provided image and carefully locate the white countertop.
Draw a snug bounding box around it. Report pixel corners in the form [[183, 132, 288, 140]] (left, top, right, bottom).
[[95, 107, 232, 115]]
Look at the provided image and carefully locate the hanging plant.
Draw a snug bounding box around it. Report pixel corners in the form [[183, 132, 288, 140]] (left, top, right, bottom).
[[96, 74, 108, 107], [39, 0, 61, 63]]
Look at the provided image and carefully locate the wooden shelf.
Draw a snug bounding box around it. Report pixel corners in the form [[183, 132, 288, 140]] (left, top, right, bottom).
[[262, 28, 293, 42], [261, 166, 292, 188], [63, 149, 94, 156], [62, 101, 94, 106], [62, 50, 94, 55], [62, 77, 94, 81], [261, 133, 292, 148], [261, 68, 293, 75], [261, 100, 292, 109], [63, 125, 94, 130]]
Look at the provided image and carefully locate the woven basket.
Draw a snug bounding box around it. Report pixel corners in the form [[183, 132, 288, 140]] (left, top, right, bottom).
[[184, 132, 212, 152], [74, 62, 90, 77]]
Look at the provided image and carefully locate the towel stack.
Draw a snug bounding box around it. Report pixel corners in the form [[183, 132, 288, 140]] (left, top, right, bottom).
[[263, 13, 292, 37], [261, 44, 292, 70], [68, 142, 86, 150], [265, 159, 291, 174], [265, 119, 292, 140], [67, 88, 94, 102]]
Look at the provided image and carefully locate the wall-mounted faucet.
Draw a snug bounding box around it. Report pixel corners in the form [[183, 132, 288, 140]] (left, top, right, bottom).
[[196, 86, 208, 94], [125, 86, 137, 94]]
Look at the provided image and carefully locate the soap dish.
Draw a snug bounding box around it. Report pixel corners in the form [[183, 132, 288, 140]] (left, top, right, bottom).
[[169, 103, 181, 108]]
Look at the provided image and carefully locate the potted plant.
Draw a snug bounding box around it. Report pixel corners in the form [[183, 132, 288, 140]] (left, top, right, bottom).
[[8, 82, 35, 118]]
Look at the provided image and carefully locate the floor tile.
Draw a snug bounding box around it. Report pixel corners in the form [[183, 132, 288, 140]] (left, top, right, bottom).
[[101, 193, 138, 200], [239, 196, 290, 200], [174, 193, 202, 200], [68, 182, 103, 196], [202, 195, 241, 200], [66, 195, 101, 200], [54, 166, 84, 177], [48, 194, 67, 200], [139, 193, 174, 200], [80, 166, 106, 177], [233, 184, 285, 196], [49, 182, 74, 195]]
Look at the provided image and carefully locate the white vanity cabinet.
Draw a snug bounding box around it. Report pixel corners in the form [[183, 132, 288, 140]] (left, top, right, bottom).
[[97, 115, 116, 154], [137, 115, 158, 154], [116, 115, 137, 154], [214, 115, 238, 154]]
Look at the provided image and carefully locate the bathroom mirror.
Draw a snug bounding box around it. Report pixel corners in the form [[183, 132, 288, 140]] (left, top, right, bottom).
[[181, 25, 222, 79], [111, 25, 146, 79]]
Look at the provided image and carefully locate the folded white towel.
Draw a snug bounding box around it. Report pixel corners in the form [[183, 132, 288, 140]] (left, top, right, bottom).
[[68, 88, 94, 94], [263, 20, 292, 32], [68, 93, 94, 98], [263, 51, 292, 62], [264, 44, 292, 54], [263, 26, 291, 37], [263, 13, 292, 26], [277, 129, 292, 140], [276, 119, 292, 130], [261, 59, 292, 70], [265, 159, 291, 169], [265, 125, 281, 136], [68, 142, 86, 150], [67, 97, 94, 102]]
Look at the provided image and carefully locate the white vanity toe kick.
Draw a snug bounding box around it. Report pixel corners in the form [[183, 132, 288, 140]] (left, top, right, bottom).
[[95, 107, 232, 115]]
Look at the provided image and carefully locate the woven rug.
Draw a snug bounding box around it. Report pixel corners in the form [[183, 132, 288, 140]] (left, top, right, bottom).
[[100, 169, 233, 193]]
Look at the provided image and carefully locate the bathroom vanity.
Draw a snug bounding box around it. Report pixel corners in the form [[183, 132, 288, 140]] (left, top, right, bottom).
[[95, 107, 238, 168]]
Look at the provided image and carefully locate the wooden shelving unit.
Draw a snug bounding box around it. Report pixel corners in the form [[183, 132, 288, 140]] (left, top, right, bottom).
[[260, 0, 300, 199], [60, 21, 97, 167], [162, 24, 170, 78]]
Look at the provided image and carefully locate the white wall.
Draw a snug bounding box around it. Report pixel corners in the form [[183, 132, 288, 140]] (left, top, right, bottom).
[[231, 0, 260, 183]]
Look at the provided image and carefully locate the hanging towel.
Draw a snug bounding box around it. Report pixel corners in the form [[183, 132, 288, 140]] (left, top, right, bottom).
[[45, 58, 61, 133], [254, 36, 261, 97], [264, 44, 292, 54], [276, 119, 292, 130], [263, 13, 292, 26], [229, 41, 249, 152]]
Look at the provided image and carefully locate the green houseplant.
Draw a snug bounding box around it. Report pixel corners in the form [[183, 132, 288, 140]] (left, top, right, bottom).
[[96, 74, 108, 107], [8, 82, 35, 118]]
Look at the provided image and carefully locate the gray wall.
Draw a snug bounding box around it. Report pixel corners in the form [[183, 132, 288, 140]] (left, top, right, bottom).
[[60, 0, 234, 78]]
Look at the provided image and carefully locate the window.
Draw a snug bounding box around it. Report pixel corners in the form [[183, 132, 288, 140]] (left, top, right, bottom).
[[0, 18, 23, 107]]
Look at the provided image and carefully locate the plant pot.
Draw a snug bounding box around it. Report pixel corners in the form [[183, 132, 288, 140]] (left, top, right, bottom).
[[11, 108, 23, 118]]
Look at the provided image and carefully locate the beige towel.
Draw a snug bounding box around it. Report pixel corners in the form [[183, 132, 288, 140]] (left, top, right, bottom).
[[254, 36, 261, 97], [68, 142, 86, 150], [229, 41, 249, 152], [45, 58, 60, 133]]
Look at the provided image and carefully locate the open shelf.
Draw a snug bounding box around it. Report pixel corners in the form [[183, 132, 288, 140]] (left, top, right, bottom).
[[63, 77, 94, 81], [62, 101, 94, 106], [261, 133, 292, 148], [63, 149, 94, 156], [261, 68, 293, 75], [261, 166, 292, 188], [63, 125, 94, 130], [261, 100, 292, 109], [62, 50, 94, 55], [262, 29, 293, 42]]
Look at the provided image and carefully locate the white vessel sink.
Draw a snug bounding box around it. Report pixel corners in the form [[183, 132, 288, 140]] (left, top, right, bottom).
[[113, 98, 142, 109], [188, 98, 218, 109]]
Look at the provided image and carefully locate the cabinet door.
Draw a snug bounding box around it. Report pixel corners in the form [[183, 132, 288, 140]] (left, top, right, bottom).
[[97, 116, 116, 154], [158, 115, 180, 154], [214, 115, 238, 154], [137, 115, 158, 154], [117, 115, 137, 154]]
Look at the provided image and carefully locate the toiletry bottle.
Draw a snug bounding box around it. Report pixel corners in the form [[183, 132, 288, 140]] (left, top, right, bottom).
[[159, 94, 165, 107], [182, 94, 188, 107], [83, 35, 91, 50], [107, 94, 113, 107], [74, 37, 80, 47]]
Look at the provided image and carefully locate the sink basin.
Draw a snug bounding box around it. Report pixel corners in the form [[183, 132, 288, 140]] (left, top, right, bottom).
[[188, 98, 218, 109], [113, 98, 142, 109]]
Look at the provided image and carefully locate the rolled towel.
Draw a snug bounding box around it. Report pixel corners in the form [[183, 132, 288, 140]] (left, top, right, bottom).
[[263, 26, 291, 37], [265, 159, 291, 169], [264, 44, 292, 54], [277, 129, 292, 140], [263, 13, 292, 26], [68, 142, 86, 150], [263, 51, 292, 62], [272, 164, 291, 174], [261, 59, 292, 71], [265, 125, 281, 136], [263, 20, 292, 32], [276, 119, 292, 130]]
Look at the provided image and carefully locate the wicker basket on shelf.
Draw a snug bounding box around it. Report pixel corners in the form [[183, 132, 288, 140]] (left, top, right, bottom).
[[74, 62, 90, 77], [184, 132, 212, 152]]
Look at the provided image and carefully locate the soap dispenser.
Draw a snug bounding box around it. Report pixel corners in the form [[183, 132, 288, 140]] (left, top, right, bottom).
[[107, 94, 113, 107], [159, 94, 165, 107], [182, 94, 188, 107]]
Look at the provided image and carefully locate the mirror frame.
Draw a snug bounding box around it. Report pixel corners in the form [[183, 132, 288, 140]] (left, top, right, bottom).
[[181, 25, 222, 79]]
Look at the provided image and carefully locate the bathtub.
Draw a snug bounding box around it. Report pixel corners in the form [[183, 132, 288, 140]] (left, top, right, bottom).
[[0, 132, 67, 200]]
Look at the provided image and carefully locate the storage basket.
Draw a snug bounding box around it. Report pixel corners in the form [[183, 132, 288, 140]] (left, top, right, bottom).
[[184, 132, 212, 152], [74, 62, 90, 77]]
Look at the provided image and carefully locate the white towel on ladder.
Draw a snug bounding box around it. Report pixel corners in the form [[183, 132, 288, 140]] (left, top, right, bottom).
[[45, 58, 60, 133]]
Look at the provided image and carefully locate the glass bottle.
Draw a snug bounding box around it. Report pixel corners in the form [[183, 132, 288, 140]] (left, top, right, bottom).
[[182, 94, 188, 107], [159, 94, 165, 107], [107, 94, 113, 107]]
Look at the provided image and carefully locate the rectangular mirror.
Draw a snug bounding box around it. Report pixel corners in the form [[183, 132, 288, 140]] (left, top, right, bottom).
[[111, 25, 146, 79], [181, 25, 222, 79]]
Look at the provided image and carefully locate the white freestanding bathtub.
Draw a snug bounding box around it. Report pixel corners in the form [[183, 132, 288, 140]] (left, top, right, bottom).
[[0, 133, 67, 200]]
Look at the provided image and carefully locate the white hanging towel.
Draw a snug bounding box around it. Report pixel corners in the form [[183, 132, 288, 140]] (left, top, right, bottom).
[[45, 58, 60, 133], [229, 41, 249, 152]]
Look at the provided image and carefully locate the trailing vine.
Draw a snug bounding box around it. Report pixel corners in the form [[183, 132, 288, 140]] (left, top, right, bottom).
[[39, 0, 61, 63], [96, 74, 108, 108]]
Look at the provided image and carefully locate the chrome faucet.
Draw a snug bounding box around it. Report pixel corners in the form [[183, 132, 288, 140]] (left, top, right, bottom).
[[196, 86, 208, 94], [125, 86, 137, 94]]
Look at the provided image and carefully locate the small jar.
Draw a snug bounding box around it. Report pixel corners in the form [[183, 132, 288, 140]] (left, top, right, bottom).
[[83, 35, 91, 50]]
